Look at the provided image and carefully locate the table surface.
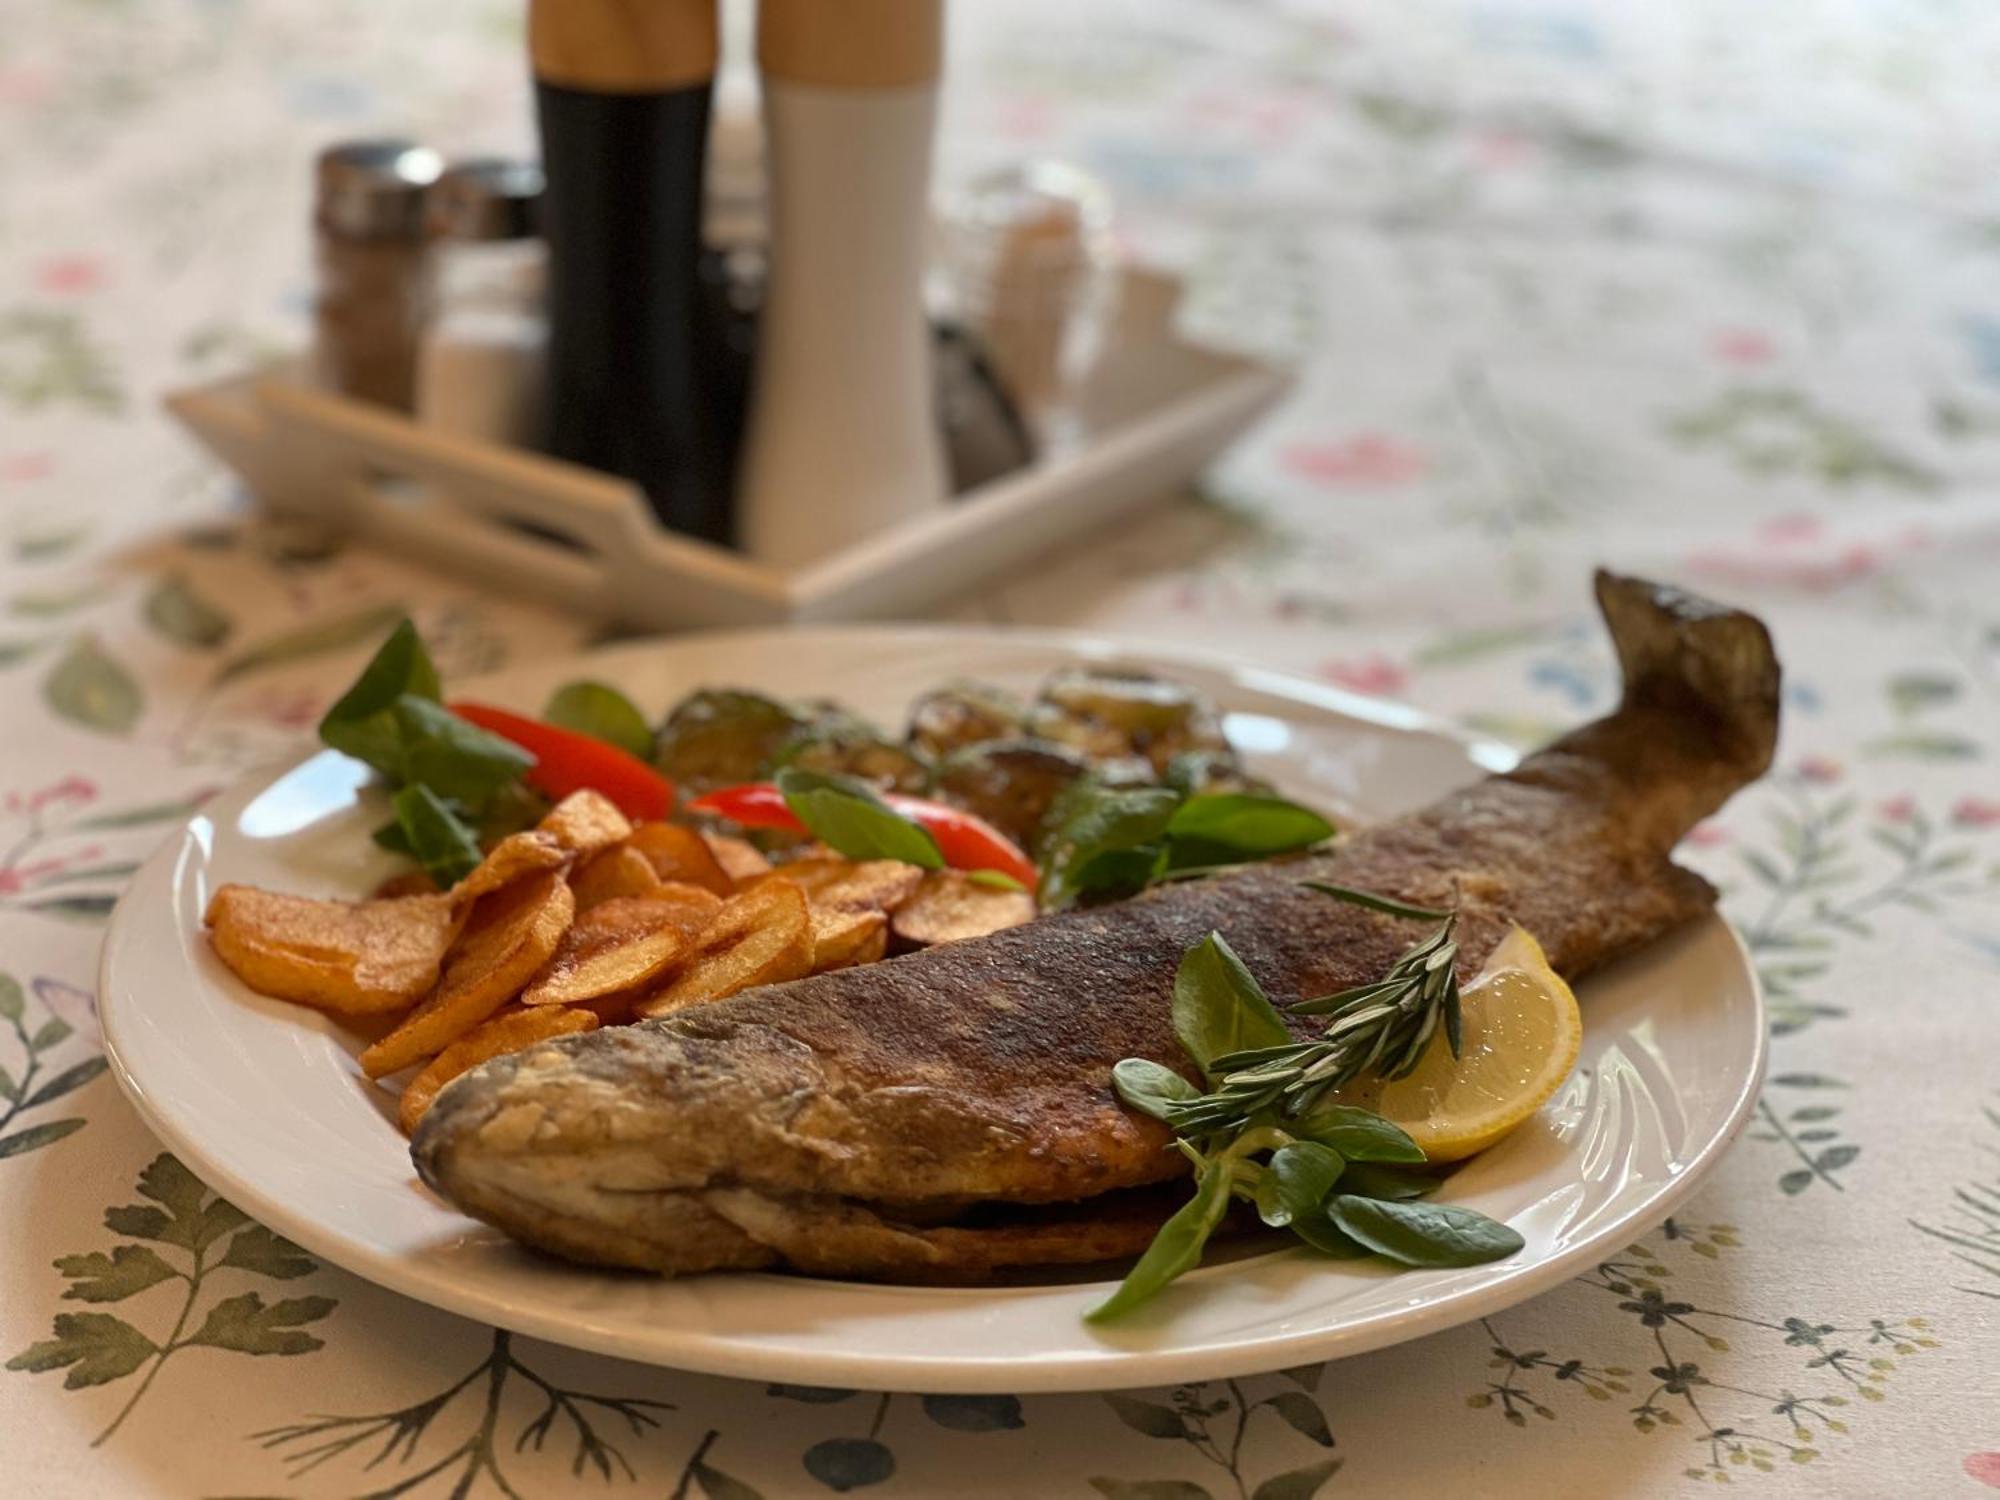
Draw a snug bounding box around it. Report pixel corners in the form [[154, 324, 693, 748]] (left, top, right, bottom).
[[2, 1, 1995, 1495]]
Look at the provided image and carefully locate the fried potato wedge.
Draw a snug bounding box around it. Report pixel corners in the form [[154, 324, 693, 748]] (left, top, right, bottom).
[[536, 789, 633, 859], [702, 832, 772, 887], [808, 904, 889, 973], [626, 822, 734, 896], [453, 830, 569, 903], [522, 898, 692, 1006], [890, 870, 1037, 949], [756, 858, 925, 915], [397, 1004, 597, 1133], [361, 869, 574, 1077], [206, 887, 459, 1016], [568, 845, 666, 912], [635, 881, 813, 1019], [371, 869, 440, 900]]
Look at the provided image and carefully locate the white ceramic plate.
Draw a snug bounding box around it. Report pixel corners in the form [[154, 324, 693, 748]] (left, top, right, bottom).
[[99, 627, 1766, 1393]]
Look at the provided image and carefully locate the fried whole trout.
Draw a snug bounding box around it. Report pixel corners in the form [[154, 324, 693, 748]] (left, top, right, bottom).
[[413, 573, 1779, 1280]]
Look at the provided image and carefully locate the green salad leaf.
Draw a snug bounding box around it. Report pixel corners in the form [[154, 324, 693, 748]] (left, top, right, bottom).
[[542, 680, 654, 759], [1171, 933, 1291, 1079], [1327, 1196, 1525, 1268], [387, 784, 483, 888], [1162, 794, 1335, 873], [775, 767, 942, 869]]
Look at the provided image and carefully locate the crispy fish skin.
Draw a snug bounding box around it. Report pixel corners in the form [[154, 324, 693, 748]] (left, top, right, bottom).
[[413, 572, 1779, 1279]]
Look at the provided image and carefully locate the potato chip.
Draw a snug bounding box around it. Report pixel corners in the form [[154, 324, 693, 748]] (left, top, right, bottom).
[[626, 882, 725, 935], [701, 832, 772, 887], [397, 1004, 597, 1133], [371, 869, 439, 900], [756, 858, 924, 915], [635, 881, 813, 1019], [523, 898, 690, 1006], [808, 904, 889, 973], [536, 789, 633, 859], [361, 869, 574, 1077], [206, 886, 460, 1016], [891, 870, 1037, 949], [569, 844, 666, 911], [452, 830, 569, 903], [626, 822, 733, 895]]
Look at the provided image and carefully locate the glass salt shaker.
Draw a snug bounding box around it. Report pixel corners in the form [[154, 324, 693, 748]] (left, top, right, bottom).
[[415, 159, 548, 449], [312, 139, 442, 411]]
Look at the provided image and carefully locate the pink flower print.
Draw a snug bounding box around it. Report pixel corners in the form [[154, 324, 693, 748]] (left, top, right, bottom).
[[1796, 755, 1842, 785], [35, 256, 106, 295], [1876, 795, 1916, 824], [1281, 434, 1428, 487], [1966, 1454, 2000, 1489], [1951, 796, 2000, 829], [1473, 126, 1533, 168], [1757, 513, 1822, 545], [0, 451, 54, 482], [1319, 653, 1408, 697], [1686, 821, 1730, 848], [1711, 328, 1776, 366], [4, 776, 97, 818]]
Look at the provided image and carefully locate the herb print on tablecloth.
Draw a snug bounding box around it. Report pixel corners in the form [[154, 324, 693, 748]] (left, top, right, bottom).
[[253, 1328, 735, 1496], [1468, 1219, 1937, 1482], [766, 1385, 1027, 1491], [0, 971, 105, 1160], [1911, 1095, 2000, 1302], [1, 777, 208, 925], [8, 1153, 336, 1446], [1089, 1369, 1340, 1500]]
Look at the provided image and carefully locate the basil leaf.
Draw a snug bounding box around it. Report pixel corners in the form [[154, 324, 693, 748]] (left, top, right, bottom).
[[1290, 1211, 1373, 1259], [965, 869, 1029, 893], [1264, 1142, 1345, 1229], [317, 620, 440, 770], [1162, 794, 1334, 873], [1336, 1161, 1440, 1201], [776, 767, 942, 869], [389, 784, 483, 887], [395, 697, 535, 809], [1038, 784, 1180, 910], [1172, 933, 1292, 1081], [1327, 1196, 1524, 1268], [1111, 1058, 1200, 1123], [542, 679, 654, 758], [372, 819, 413, 855], [1085, 1157, 1233, 1322], [1290, 1105, 1425, 1164]]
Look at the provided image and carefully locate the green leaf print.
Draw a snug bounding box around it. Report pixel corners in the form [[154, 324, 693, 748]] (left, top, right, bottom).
[[1094, 1378, 1339, 1500], [43, 634, 142, 734], [142, 572, 232, 649], [7, 1153, 336, 1446], [0, 972, 105, 1160], [212, 602, 407, 686]]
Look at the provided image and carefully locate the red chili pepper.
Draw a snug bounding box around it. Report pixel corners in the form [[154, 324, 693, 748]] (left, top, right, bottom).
[[686, 781, 1039, 889], [448, 701, 675, 822]]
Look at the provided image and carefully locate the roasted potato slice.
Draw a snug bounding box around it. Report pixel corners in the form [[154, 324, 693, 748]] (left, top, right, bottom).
[[890, 870, 1037, 949], [756, 858, 924, 915], [206, 887, 459, 1016], [635, 882, 813, 1018], [522, 895, 701, 1006], [453, 830, 569, 902], [809, 904, 889, 972], [701, 832, 772, 887], [625, 822, 734, 896], [361, 869, 574, 1078], [568, 845, 666, 911], [397, 1004, 596, 1133], [536, 789, 633, 858]]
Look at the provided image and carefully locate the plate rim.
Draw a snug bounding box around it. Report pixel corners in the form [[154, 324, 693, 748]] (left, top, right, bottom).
[[97, 624, 1767, 1393]]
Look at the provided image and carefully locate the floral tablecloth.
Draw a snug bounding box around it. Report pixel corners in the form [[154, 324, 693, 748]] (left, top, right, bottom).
[[3, 1, 1996, 1495]]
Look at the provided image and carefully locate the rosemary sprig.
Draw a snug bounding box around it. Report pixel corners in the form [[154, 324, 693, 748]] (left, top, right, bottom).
[[1162, 886, 1463, 1136]]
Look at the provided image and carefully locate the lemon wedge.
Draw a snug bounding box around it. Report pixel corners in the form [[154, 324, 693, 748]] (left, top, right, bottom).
[[1334, 925, 1581, 1163]]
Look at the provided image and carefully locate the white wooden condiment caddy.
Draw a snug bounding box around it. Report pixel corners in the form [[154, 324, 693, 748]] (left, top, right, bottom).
[[165, 268, 1289, 630]]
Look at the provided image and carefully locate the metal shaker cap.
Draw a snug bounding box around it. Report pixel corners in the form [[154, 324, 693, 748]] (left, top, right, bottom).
[[426, 159, 545, 242], [315, 139, 444, 240]]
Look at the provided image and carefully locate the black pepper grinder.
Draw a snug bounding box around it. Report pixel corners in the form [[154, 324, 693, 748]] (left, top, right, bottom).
[[531, 0, 733, 543]]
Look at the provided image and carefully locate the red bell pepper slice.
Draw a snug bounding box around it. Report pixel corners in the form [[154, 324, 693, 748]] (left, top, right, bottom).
[[448, 701, 675, 822], [686, 781, 1039, 889]]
